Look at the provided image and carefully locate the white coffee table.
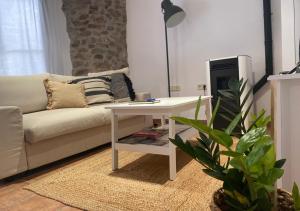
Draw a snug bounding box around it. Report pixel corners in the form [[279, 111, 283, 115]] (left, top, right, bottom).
[[105, 96, 212, 180]]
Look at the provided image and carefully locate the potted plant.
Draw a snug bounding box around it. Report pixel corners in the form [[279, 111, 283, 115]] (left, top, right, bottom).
[[169, 79, 300, 211]]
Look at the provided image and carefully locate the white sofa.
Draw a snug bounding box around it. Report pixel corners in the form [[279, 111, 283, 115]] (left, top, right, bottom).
[[0, 74, 152, 179]]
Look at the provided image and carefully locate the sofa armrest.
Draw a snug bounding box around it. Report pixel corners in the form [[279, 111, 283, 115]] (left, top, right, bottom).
[[135, 92, 151, 101], [0, 106, 27, 179]]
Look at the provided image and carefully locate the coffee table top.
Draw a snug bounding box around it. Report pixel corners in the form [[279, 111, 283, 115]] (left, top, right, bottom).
[[105, 96, 211, 110]]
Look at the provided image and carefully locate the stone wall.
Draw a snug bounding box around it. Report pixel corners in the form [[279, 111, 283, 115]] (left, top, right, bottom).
[[62, 0, 127, 76]]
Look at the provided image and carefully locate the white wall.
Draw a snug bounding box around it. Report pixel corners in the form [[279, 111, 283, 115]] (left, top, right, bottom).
[[127, 0, 266, 99], [272, 0, 283, 74], [272, 0, 299, 73], [295, 0, 300, 63], [281, 0, 297, 71]]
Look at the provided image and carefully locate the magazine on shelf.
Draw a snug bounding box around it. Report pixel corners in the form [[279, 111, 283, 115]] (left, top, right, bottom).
[[118, 125, 194, 146]]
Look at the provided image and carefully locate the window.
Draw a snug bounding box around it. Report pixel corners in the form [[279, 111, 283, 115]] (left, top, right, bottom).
[[0, 0, 46, 75]]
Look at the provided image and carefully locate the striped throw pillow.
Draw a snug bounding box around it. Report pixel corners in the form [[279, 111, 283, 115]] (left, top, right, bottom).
[[69, 76, 114, 105]]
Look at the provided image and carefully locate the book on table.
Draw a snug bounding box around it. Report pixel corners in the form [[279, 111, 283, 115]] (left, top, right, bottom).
[[128, 100, 160, 105]]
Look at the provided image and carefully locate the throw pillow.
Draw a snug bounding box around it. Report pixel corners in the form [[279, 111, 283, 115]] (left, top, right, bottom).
[[122, 74, 136, 101], [69, 76, 114, 105], [43, 79, 87, 109], [98, 73, 136, 101], [110, 73, 133, 101]]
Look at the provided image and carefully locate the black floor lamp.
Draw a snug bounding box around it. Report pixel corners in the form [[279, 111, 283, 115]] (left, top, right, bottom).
[[161, 0, 186, 97]]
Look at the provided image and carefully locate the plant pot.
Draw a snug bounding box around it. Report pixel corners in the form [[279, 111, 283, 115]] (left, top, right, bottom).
[[210, 188, 295, 211]]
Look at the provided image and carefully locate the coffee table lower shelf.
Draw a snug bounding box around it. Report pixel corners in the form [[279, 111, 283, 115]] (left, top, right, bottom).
[[115, 143, 170, 155], [116, 126, 195, 156]]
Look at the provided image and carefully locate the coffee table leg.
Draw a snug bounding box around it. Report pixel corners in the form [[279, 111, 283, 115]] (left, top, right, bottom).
[[169, 116, 176, 180], [111, 112, 118, 170]]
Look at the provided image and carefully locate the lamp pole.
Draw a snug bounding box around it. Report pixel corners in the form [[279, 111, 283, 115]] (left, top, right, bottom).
[[161, 0, 185, 98], [164, 23, 171, 97]]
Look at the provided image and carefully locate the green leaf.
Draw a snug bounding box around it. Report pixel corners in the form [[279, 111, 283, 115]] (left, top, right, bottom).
[[255, 188, 273, 211], [196, 138, 210, 151], [240, 79, 248, 96], [195, 96, 202, 120], [239, 78, 244, 84], [241, 87, 253, 109], [261, 116, 271, 127], [220, 151, 243, 157], [171, 117, 211, 134], [225, 113, 242, 135], [210, 129, 233, 149], [252, 182, 274, 193], [224, 192, 247, 211], [248, 141, 276, 177], [219, 113, 234, 123], [170, 135, 195, 158], [212, 144, 220, 162], [249, 110, 271, 129], [230, 156, 247, 172], [193, 146, 215, 169], [261, 168, 284, 185], [199, 132, 212, 149], [246, 136, 273, 167], [292, 183, 300, 210], [242, 100, 254, 124], [202, 169, 225, 181], [219, 97, 240, 110], [223, 169, 245, 195], [209, 98, 221, 127], [274, 159, 286, 168], [236, 127, 267, 153], [220, 104, 239, 118], [233, 190, 251, 207], [218, 90, 235, 99], [228, 78, 240, 94], [248, 110, 266, 130], [245, 204, 258, 211], [259, 144, 276, 171]]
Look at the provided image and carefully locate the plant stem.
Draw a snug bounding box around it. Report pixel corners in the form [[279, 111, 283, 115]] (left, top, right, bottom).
[[272, 184, 278, 211]]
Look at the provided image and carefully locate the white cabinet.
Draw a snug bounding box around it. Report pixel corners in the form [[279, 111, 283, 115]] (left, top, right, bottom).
[[269, 74, 300, 190]]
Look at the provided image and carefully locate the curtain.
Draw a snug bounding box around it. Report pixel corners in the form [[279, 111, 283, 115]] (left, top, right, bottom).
[[0, 0, 72, 76], [0, 0, 46, 75], [41, 0, 72, 75]]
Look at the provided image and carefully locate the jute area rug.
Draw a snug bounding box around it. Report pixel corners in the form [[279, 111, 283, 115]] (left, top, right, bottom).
[[25, 148, 221, 211]]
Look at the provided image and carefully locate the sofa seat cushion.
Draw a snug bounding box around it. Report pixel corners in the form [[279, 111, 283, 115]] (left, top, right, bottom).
[[23, 105, 133, 144]]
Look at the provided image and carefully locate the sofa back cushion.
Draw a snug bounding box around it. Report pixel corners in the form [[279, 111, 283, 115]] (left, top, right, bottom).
[[0, 74, 49, 113], [88, 67, 129, 77], [49, 74, 77, 82]]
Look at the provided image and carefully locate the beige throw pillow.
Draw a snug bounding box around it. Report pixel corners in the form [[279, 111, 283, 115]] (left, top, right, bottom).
[[43, 79, 87, 109]]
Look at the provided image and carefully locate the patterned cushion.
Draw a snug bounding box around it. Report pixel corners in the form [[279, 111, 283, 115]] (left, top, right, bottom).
[[69, 76, 114, 105]]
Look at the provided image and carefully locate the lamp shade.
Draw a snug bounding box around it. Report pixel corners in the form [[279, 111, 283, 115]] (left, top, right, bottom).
[[161, 0, 186, 28]]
